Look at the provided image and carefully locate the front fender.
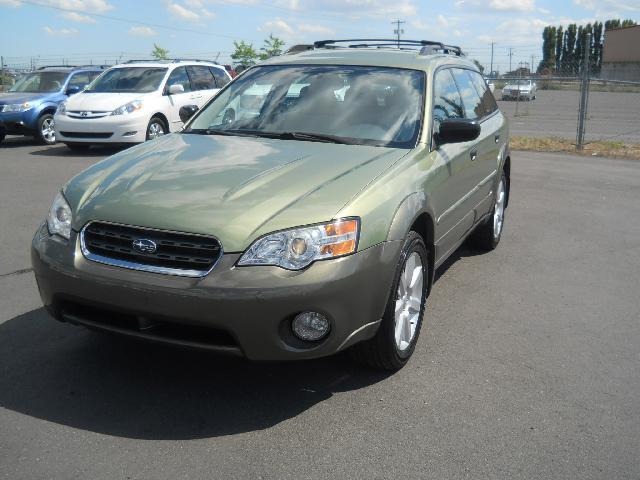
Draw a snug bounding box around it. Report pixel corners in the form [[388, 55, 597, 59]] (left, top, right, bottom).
[[26, 102, 59, 129]]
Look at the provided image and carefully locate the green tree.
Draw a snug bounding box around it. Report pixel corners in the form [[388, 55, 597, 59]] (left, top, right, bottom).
[[555, 25, 564, 72], [151, 43, 169, 60], [231, 40, 259, 67], [259, 34, 286, 60], [562, 24, 577, 74], [540, 26, 557, 73]]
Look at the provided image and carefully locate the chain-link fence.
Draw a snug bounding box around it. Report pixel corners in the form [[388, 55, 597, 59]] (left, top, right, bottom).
[[492, 56, 640, 146]]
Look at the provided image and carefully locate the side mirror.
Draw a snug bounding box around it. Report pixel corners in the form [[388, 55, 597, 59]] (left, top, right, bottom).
[[168, 84, 185, 95], [179, 105, 199, 124], [435, 119, 481, 145], [66, 85, 81, 95]]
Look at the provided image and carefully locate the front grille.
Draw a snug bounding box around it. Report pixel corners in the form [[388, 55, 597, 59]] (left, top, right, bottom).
[[60, 131, 113, 139], [81, 222, 223, 276], [67, 111, 110, 119]]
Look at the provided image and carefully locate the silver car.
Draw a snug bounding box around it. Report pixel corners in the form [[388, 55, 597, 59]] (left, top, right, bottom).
[[501, 79, 536, 101]]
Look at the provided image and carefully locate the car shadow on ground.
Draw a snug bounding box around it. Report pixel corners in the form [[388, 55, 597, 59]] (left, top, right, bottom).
[[0, 242, 483, 440], [0, 306, 391, 440]]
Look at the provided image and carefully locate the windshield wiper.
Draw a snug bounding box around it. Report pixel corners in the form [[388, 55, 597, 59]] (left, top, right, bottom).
[[185, 128, 258, 137], [246, 131, 354, 144]]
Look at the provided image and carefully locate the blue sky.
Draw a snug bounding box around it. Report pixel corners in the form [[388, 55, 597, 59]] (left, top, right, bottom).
[[1, 0, 639, 73]]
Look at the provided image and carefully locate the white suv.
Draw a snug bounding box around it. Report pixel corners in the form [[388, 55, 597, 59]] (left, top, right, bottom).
[[54, 60, 231, 150]]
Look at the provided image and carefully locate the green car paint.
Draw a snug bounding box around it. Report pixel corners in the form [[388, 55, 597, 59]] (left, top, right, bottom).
[[32, 45, 510, 364]]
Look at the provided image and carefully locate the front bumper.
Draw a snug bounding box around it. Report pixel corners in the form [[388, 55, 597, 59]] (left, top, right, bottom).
[[0, 111, 34, 134], [32, 224, 400, 361], [54, 113, 148, 144]]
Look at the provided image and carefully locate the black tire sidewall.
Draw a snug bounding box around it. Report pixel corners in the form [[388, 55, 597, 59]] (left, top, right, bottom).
[[37, 114, 55, 145], [146, 117, 166, 140], [380, 231, 429, 364]]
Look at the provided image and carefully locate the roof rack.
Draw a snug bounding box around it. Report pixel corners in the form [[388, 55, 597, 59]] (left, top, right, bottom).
[[124, 58, 219, 64], [312, 39, 464, 56], [37, 65, 77, 70]]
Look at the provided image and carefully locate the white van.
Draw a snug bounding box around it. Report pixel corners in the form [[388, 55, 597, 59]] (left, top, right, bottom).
[[54, 60, 231, 150]]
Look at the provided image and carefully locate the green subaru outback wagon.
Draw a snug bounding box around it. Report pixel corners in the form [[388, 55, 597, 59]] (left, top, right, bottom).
[[32, 39, 510, 370]]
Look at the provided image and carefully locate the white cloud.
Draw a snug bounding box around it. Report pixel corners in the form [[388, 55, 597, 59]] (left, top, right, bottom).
[[60, 11, 96, 23], [166, 1, 214, 21], [260, 17, 294, 35], [45, 0, 113, 13], [43, 25, 79, 36], [488, 0, 535, 11], [128, 26, 158, 36], [574, 0, 640, 11], [437, 14, 449, 27], [0, 0, 21, 7], [298, 23, 334, 35]]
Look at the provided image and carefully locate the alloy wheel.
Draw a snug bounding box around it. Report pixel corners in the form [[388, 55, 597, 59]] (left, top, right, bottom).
[[394, 251, 424, 351], [493, 178, 506, 238], [148, 122, 165, 140], [41, 117, 55, 143]]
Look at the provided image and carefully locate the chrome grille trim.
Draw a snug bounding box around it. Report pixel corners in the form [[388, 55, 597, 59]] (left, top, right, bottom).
[[80, 221, 223, 278]]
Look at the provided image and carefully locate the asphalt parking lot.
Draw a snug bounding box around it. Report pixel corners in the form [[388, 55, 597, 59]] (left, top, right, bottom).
[[498, 89, 640, 143], [1, 137, 639, 479]]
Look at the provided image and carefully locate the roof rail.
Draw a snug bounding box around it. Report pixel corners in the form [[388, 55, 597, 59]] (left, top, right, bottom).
[[123, 58, 219, 65], [312, 39, 464, 56], [37, 65, 77, 70], [285, 44, 315, 54]]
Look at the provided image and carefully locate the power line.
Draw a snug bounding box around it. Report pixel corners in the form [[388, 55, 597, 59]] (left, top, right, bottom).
[[391, 19, 406, 48]]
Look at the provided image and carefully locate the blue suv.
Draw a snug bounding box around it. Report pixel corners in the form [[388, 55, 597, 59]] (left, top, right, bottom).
[[0, 65, 106, 145]]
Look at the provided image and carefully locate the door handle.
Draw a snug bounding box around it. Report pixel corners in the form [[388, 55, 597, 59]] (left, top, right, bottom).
[[470, 150, 478, 161], [494, 134, 500, 143]]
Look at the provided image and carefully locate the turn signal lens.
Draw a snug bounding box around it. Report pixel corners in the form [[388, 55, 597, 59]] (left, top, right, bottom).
[[320, 219, 358, 257]]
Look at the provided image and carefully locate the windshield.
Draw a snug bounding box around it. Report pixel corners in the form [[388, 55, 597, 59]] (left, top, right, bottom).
[[512, 80, 532, 86], [9, 72, 68, 93], [86, 67, 167, 93], [187, 65, 425, 148]]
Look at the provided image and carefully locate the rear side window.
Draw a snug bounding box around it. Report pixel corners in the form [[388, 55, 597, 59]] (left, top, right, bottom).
[[166, 66, 192, 92], [451, 68, 484, 121], [187, 65, 216, 91], [67, 72, 91, 89], [433, 69, 464, 124], [467, 70, 498, 116], [210, 66, 230, 88]]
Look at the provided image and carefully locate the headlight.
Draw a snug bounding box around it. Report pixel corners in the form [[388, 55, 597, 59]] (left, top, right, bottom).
[[1, 102, 31, 113], [238, 218, 359, 270], [111, 100, 143, 116], [46, 191, 72, 239], [57, 101, 67, 115]]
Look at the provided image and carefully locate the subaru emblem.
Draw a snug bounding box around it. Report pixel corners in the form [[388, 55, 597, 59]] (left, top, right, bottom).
[[132, 238, 157, 254]]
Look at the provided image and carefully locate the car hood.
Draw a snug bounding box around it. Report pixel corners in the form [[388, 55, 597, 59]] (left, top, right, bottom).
[[65, 133, 408, 252], [504, 84, 531, 91], [64, 92, 147, 112], [0, 92, 53, 106]]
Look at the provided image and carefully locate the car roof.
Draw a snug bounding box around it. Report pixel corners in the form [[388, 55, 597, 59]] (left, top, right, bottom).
[[261, 47, 478, 73], [109, 60, 225, 70], [35, 65, 107, 73]]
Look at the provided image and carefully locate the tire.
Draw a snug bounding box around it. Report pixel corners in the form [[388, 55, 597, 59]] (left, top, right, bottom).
[[65, 143, 90, 152], [469, 171, 507, 251], [350, 231, 429, 370], [146, 116, 167, 141], [0, 129, 5, 144], [36, 113, 56, 145]]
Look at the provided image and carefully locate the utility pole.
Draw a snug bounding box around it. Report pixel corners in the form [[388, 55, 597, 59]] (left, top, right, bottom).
[[576, 32, 591, 150], [490, 42, 495, 77], [392, 19, 405, 48], [508, 47, 514, 75], [531, 54, 536, 75], [0, 56, 3, 90]]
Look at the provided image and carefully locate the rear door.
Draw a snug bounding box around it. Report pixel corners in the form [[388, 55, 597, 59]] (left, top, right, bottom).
[[186, 65, 218, 106], [165, 66, 194, 129]]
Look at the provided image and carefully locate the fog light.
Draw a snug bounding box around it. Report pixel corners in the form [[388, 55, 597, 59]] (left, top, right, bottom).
[[123, 131, 138, 137], [292, 312, 330, 342]]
